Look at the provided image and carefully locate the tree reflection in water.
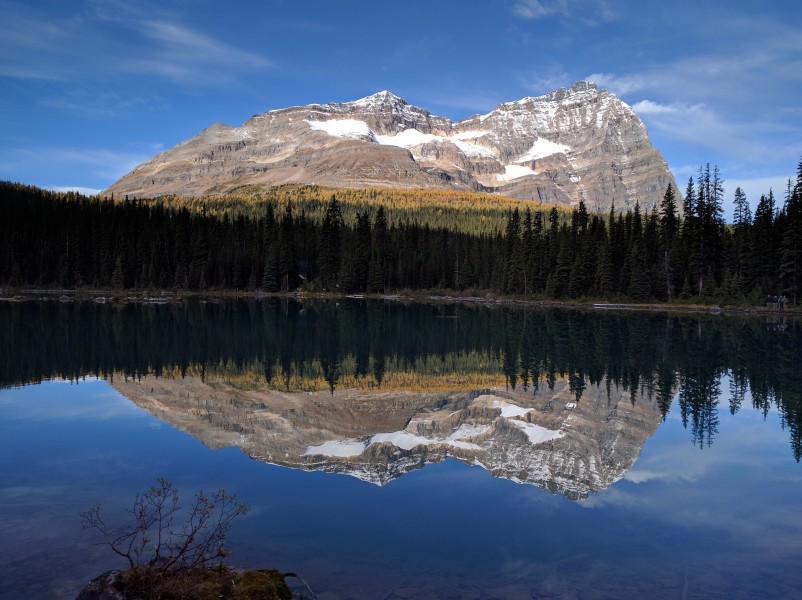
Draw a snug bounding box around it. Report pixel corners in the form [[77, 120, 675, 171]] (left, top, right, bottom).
[[1, 299, 800, 459]]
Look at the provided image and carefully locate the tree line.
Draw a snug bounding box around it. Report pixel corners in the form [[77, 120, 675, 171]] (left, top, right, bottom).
[[152, 184, 554, 236], [1, 158, 801, 304]]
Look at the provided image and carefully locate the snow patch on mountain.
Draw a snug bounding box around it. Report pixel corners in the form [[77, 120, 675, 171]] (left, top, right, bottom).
[[490, 398, 535, 417], [303, 439, 367, 457], [448, 423, 492, 440], [306, 119, 376, 140], [309, 119, 498, 160], [511, 421, 564, 445], [369, 430, 481, 452], [374, 128, 434, 147], [451, 138, 496, 158], [497, 165, 537, 182], [517, 138, 571, 162], [376, 129, 496, 158]]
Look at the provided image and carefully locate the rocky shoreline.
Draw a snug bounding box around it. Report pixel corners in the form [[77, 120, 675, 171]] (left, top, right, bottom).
[[1, 286, 799, 317]]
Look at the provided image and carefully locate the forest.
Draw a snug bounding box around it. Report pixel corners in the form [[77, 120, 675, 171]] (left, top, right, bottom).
[[1, 158, 801, 305]]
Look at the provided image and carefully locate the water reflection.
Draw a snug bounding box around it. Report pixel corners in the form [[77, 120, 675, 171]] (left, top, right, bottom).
[[111, 373, 661, 499], [1, 298, 800, 464]]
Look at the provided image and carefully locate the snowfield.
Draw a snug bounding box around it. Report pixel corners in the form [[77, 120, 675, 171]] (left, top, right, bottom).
[[307, 119, 496, 159]]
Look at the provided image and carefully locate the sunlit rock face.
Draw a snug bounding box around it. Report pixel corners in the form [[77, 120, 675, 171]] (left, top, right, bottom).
[[105, 82, 677, 210], [112, 375, 663, 500]]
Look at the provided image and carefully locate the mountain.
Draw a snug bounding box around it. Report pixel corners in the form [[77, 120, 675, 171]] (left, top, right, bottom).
[[105, 82, 677, 210], [111, 375, 662, 500]]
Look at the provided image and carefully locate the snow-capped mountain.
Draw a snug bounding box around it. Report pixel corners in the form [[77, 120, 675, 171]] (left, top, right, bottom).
[[105, 82, 677, 209], [112, 376, 663, 500]]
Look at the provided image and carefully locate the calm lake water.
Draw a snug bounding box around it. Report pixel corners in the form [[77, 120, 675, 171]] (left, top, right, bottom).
[[1, 299, 801, 599]]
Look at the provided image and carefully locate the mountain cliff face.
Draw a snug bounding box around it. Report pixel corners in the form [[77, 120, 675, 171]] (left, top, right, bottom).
[[111, 376, 663, 500], [106, 82, 677, 210]]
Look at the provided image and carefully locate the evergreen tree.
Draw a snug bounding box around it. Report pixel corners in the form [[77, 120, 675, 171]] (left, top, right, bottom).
[[504, 208, 525, 294], [367, 207, 388, 293], [111, 256, 126, 289], [318, 195, 344, 289], [278, 204, 296, 291], [780, 170, 802, 304]]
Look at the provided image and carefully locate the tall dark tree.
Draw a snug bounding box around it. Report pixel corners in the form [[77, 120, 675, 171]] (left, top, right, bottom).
[[318, 195, 344, 289], [278, 204, 296, 291], [780, 168, 802, 304], [367, 207, 388, 293], [658, 183, 679, 299]]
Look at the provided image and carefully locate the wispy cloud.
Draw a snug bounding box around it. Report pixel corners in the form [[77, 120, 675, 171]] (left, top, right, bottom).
[[0, 4, 78, 81], [511, 0, 616, 24], [630, 99, 773, 165], [124, 20, 272, 84], [586, 72, 650, 96], [631, 100, 687, 115], [512, 0, 564, 20], [41, 89, 168, 118], [520, 70, 574, 96], [0, 1, 272, 88]]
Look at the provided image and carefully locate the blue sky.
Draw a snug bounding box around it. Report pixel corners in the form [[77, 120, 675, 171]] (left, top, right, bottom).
[[1, 0, 801, 216]]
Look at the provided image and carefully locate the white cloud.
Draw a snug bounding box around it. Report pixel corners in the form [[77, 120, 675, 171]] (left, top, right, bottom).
[[512, 0, 562, 19], [630, 100, 759, 159], [631, 99, 682, 115], [586, 72, 651, 96], [511, 0, 615, 23], [50, 186, 104, 196]]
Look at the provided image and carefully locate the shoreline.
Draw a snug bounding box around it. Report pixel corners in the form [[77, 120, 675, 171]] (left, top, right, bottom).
[[2, 286, 799, 318]]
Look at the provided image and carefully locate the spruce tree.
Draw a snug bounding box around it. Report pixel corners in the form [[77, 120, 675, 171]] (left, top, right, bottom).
[[319, 195, 344, 289]]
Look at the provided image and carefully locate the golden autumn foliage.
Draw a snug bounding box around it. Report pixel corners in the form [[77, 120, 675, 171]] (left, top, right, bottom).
[[123, 350, 548, 393], [127, 184, 570, 235]]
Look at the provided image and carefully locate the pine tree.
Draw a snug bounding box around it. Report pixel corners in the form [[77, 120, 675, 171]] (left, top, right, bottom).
[[780, 172, 802, 304], [628, 237, 650, 300], [278, 204, 296, 291], [318, 195, 344, 289], [261, 245, 279, 292], [367, 207, 388, 293], [752, 190, 777, 294], [504, 208, 522, 293], [111, 256, 126, 289], [594, 240, 614, 298]]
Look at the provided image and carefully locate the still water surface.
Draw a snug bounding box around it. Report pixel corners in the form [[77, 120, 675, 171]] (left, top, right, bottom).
[[1, 299, 801, 599]]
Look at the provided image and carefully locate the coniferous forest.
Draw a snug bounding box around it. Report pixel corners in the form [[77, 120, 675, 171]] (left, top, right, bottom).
[[2, 159, 801, 304]]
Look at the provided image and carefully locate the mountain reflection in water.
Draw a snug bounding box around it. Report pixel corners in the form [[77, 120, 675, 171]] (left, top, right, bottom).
[[1, 298, 800, 467], [112, 374, 661, 499]]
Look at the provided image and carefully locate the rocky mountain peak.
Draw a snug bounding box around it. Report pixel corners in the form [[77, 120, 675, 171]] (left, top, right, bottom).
[[105, 83, 678, 211], [351, 89, 407, 107], [506, 80, 598, 108]]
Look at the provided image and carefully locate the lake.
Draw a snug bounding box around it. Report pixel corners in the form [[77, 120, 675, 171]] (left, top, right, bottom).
[[1, 299, 801, 599]]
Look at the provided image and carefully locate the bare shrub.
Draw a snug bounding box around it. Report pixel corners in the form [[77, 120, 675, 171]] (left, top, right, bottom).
[[81, 477, 249, 573]]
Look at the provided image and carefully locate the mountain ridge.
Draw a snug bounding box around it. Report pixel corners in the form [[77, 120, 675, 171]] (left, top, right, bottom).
[[106, 82, 678, 210]]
